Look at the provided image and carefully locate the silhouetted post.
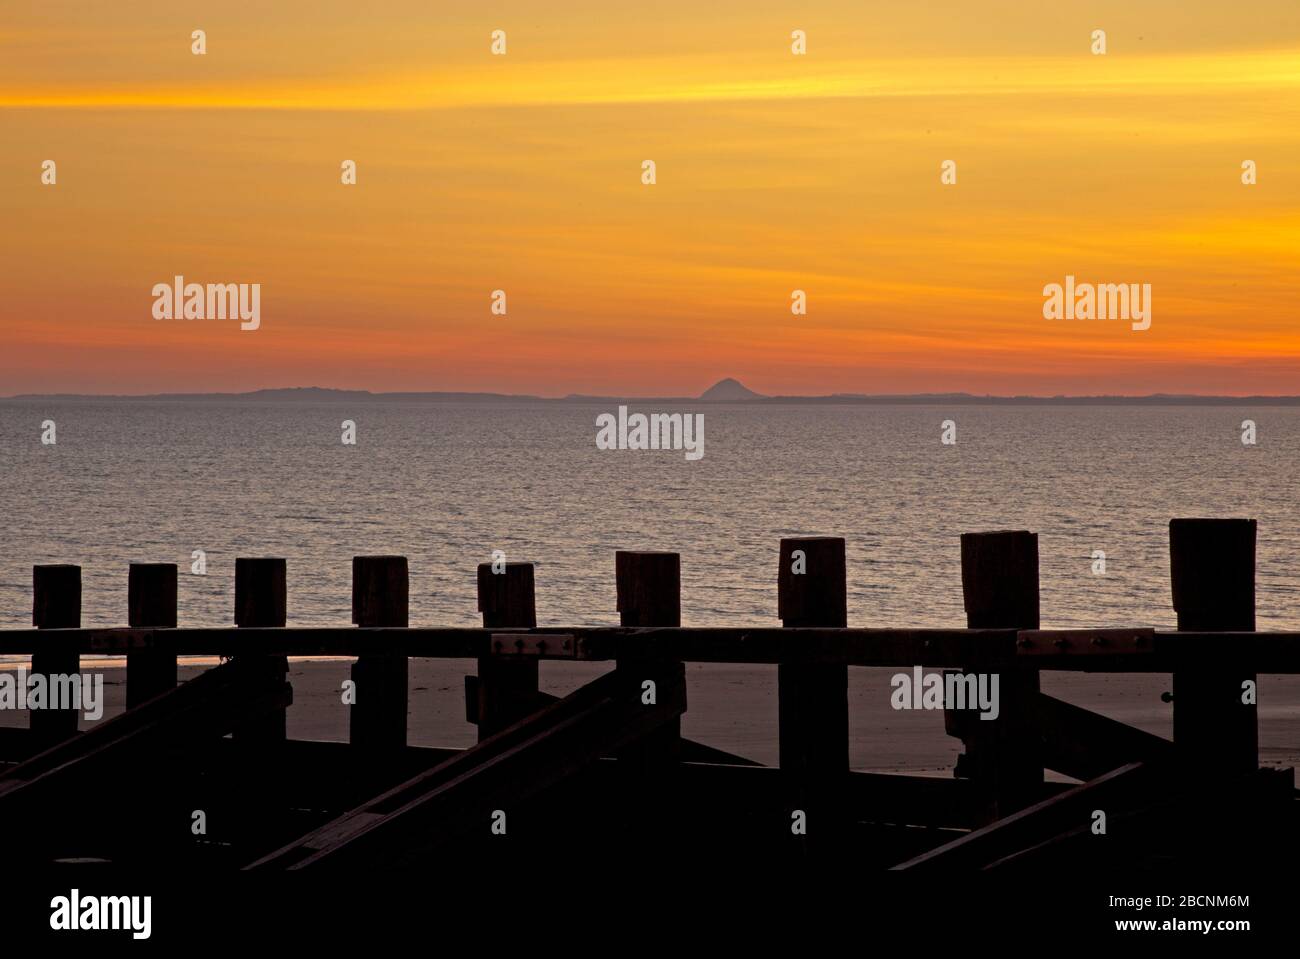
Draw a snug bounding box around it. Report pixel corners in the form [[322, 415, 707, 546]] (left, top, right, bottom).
[[777, 537, 848, 777], [476, 562, 538, 739], [234, 558, 288, 742], [957, 530, 1043, 821], [350, 556, 409, 749], [776, 537, 848, 853], [31, 565, 81, 744], [127, 563, 178, 708], [615, 551, 682, 770], [1169, 519, 1257, 774]]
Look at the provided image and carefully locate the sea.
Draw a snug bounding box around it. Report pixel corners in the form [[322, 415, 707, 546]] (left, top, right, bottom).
[[2, 400, 1298, 636]]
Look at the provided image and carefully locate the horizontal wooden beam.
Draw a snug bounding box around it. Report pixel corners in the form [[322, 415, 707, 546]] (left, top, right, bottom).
[[1018, 630, 1300, 673], [1016, 629, 1155, 657], [0, 626, 1015, 666], [3, 626, 1300, 671]]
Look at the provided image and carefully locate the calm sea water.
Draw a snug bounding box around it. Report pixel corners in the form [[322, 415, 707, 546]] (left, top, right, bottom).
[[1, 401, 1298, 634]]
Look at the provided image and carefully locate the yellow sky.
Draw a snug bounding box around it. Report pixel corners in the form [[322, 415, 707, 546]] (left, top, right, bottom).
[[2, 1, 1298, 396]]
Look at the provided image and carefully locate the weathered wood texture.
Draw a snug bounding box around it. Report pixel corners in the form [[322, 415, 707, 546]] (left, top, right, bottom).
[[777, 537, 848, 779], [233, 558, 288, 743], [30, 565, 81, 745], [126, 563, 178, 708], [247, 665, 687, 870], [475, 562, 538, 739], [1169, 518, 1257, 774], [953, 531, 1042, 821], [350, 556, 410, 749], [614, 551, 683, 774]]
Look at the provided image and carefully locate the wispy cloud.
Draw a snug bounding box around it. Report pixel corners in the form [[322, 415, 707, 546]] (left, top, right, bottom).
[[5, 49, 1300, 110]]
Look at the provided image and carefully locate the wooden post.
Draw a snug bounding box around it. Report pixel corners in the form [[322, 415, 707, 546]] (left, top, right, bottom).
[[1169, 518, 1257, 774], [957, 530, 1042, 820], [31, 565, 82, 744], [124, 562, 178, 858], [127, 563, 178, 708], [777, 537, 848, 779], [234, 558, 288, 742], [476, 562, 538, 739], [615, 551, 683, 770], [350, 556, 409, 749], [616, 552, 681, 630]]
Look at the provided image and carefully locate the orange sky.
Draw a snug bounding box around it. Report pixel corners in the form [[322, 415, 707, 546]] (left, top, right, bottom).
[[2, 0, 1299, 396]]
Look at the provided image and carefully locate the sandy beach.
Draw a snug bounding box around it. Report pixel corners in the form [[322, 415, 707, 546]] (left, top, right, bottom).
[[4, 660, 1297, 777]]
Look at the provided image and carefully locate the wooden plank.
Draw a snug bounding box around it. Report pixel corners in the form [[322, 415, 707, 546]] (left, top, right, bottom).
[[892, 762, 1159, 871], [349, 556, 409, 749], [1156, 632, 1300, 672], [30, 565, 81, 745], [202, 738, 462, 814], [0, 659, 292, 822], [777, 537, 849, 852], [232, 558, 288, 743], [1035, 694, 1173, 781], [580, 627, 1013, 667], [246, 664, 686, 870], [126, 563, 178, 708], [2, 625, 1299, 670], [489, 632, 577, 657], [983, 765, 1297, 872], [1169, 518, 1257, 774], [615, 551, 683, 773], [777, 538, 848, 779], [1018, 629, 1300, 673], [0, 625, 1016, 665], [849, 772, 1073, 829], [951, 531, 1043, 821], [475, 563, 539, 739], [1016, 628, 1155, 657]]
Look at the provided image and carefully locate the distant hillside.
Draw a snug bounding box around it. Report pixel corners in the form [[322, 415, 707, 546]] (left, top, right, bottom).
[[1, 387, 541, 403], [5, 382, 1300, 405], [699, 378, 766, 402]]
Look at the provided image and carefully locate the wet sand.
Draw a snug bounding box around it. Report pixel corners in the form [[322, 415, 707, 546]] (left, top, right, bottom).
[[3, 660, 1298, 777]]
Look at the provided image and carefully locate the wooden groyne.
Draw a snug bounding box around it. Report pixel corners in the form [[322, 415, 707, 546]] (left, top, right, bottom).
[[0, 520, 1296, 871]]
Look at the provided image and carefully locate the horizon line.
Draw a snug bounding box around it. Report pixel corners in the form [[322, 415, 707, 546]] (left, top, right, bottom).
[[6, 385, 1300, 405]]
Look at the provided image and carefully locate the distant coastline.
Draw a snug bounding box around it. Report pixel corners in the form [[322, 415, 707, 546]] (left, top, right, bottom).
[[5, 381, 1300, 406]]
